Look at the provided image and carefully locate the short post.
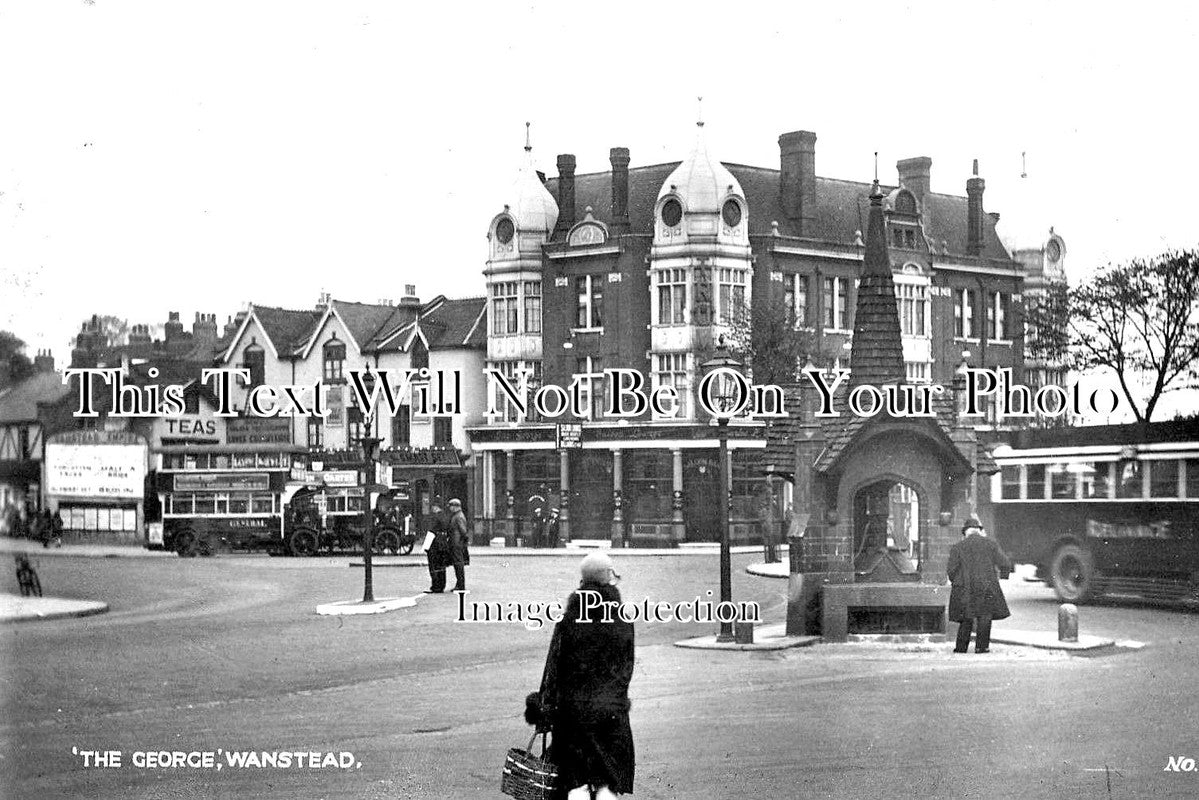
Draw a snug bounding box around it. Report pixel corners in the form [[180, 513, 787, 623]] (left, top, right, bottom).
[[1058, 603, 1078, 643]]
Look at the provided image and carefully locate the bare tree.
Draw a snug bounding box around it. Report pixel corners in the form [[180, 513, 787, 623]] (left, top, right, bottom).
[[1069, 250, 1199, 422], [723, 293, 826, 386]]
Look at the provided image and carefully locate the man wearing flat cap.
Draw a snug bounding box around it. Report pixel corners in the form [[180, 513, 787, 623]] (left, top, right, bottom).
[[948, 514, 1013, 654], [446, 498, 470, 593]]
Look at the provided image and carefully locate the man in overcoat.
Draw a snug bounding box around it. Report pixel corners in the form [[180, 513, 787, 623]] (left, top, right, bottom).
[[423, 497, 450, 593], [447, 498, 470, 593], [948, 515, 1013, 653]]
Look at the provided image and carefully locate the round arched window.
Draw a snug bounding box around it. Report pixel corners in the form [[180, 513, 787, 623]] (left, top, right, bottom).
[[496, 218, 515, 244], [722, 199, 742, 228], [661, 198, 683, 227], [1046, 240, 1061, 262]]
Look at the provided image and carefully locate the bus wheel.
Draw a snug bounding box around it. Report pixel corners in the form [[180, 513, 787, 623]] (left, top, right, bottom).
[[176, 532, 197, 558], [197, 539, 214, 557], [289, 529, 318, 557], [1051, 544, 1099, 603], [375, 530, 401, 555]]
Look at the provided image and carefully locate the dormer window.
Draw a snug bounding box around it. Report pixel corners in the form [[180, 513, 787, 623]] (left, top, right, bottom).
[[323, 340, 346, 382], [894, 190, 918, 216]]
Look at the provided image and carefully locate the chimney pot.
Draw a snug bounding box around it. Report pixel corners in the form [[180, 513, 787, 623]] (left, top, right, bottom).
[[966, 160, 986, 257]]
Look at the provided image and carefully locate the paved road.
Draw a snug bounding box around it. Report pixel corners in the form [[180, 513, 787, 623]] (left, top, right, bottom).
[[3, 553, 1199, 798]]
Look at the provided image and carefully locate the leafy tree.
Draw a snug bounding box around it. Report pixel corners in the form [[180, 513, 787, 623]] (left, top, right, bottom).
[[0, 330, 36, 389], [1068, 249, 1199, 422], [723, 292, 827, 386]]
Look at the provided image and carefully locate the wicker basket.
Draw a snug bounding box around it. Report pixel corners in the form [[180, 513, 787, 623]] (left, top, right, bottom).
[[501, 731, 558, 800]]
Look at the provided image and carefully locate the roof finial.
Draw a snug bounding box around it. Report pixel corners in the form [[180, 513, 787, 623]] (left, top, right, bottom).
[[1021, 151, 1027, 179], [873, 151, 879, 182], [524, 122, 532, 153], [972, 158, 979, 176], [697, 96, 704, 128]]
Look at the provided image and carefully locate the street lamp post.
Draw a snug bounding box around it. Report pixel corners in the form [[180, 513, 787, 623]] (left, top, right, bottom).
[[701, 340, 744, 643], [359, 369, 381, 603]]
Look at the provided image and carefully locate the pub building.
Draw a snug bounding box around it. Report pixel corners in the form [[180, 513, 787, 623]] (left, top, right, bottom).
[[218, 288, 486, 526], [470, 119, 1065, 546], [0, 353, 67, 526]]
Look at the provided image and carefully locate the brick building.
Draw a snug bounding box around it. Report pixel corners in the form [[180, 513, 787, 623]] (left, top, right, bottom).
[[468, 119, 1063, 547]]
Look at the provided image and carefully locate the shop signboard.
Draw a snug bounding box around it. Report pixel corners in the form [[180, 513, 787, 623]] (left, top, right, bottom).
[[173, 473, 271, 492], [556, 423, 583, 449], [226, 417, 293, 445], [45, 431, 146, 500]]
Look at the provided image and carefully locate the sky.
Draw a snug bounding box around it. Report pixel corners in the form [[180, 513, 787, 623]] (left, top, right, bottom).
[[2, 1, 1198, 387]]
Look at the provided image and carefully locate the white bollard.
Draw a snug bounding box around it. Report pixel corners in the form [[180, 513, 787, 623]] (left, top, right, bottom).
[[1058, 603, 1079, 643]]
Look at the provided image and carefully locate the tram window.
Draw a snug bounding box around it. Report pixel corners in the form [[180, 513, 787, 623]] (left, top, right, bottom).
[[1117, 461, 1144, 499], [1049, 463, 1076, 499], [164, 454, 184, 470], [212, 454, 230, 470], [1001, 467, 1021, 499], [184, 454, 198, 470], [171, 495, 194, 514], [213, 494, 229, 514], [229, 494, 249, 514], [1187, 459, 1199, 498], [1026, 465, 1046, 500], [259, 453, 284, 468], [1150, 460, 1180, 498], [194, 496, 216, 514], [233, 453, 256, 468], [1090, 463, 1111, 498], [251, 495, 273, 514]]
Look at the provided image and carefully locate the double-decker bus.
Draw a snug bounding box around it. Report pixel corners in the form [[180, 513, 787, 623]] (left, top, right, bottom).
[[987, 418, 1199, 603], [149, 443, 310, 556]]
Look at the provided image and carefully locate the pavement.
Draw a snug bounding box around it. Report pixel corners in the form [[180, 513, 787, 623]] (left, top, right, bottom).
[[0, 593, 108, 622], [674, 622, 819, 651]]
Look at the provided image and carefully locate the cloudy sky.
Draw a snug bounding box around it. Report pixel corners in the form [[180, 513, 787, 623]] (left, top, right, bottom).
[[2, 1, 1197, 371]]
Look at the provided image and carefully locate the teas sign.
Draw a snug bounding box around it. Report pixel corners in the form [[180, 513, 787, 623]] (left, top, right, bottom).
[[46, 435, 146, 499]]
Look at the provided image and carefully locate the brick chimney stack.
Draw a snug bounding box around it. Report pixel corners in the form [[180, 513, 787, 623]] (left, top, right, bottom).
[[779, 131, 817, 236], [966, 159, 985, 257], [556, 154, 577, 234], [164, 311, 184, 342], [193, 312, 218, 344], [897, 157, 932, 207], [33, 349, 55, 373], [610, 147, 630, 232]]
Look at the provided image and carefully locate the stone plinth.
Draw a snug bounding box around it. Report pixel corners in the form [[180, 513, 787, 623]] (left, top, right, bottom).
[[821, 582, 949, 642]]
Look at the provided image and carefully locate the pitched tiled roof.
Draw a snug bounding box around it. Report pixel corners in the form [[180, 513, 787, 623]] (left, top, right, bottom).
[[252, 305, 322, 354], [332, 300, 412, 352], [0, 371, 70, 422], [418, 297, 487, 349], [547, 163, 1012, 261]]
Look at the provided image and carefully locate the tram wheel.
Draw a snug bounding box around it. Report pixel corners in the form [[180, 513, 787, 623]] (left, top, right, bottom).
[[289, 528, 318, 557], [1050, 543, 1100, 603], [176, 532, 198, 558]]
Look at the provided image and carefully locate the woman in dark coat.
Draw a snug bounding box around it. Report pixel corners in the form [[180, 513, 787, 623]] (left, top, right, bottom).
[[537, 552, 634, 799], [948, 516, 1013, 654]]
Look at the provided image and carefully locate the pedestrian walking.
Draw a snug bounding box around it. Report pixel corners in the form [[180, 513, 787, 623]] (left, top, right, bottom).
[[531, 552, 635, 799], [423, 497, 450, 594], [948, 515, 1013, 654], [51, 509, 63, 548], [447, 498, 470, 593]]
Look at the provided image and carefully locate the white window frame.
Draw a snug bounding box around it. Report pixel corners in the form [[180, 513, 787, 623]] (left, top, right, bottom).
[[654, 353, 689, 417], [656, 269, 687, 326]]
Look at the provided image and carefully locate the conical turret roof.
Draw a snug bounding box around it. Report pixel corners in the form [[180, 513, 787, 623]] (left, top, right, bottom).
[[848, 181, 905, 387]]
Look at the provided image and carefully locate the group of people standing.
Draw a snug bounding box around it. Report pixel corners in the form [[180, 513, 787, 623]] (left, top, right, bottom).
[[422, 496, 470, 594], [1, 504, 62, 548]]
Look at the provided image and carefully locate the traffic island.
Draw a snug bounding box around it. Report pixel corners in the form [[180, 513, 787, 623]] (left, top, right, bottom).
[[675, 623, 819, 651], [0, 593, 109, 623], [989, 629, 1116, 651], [315, 596, 420, 616]]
